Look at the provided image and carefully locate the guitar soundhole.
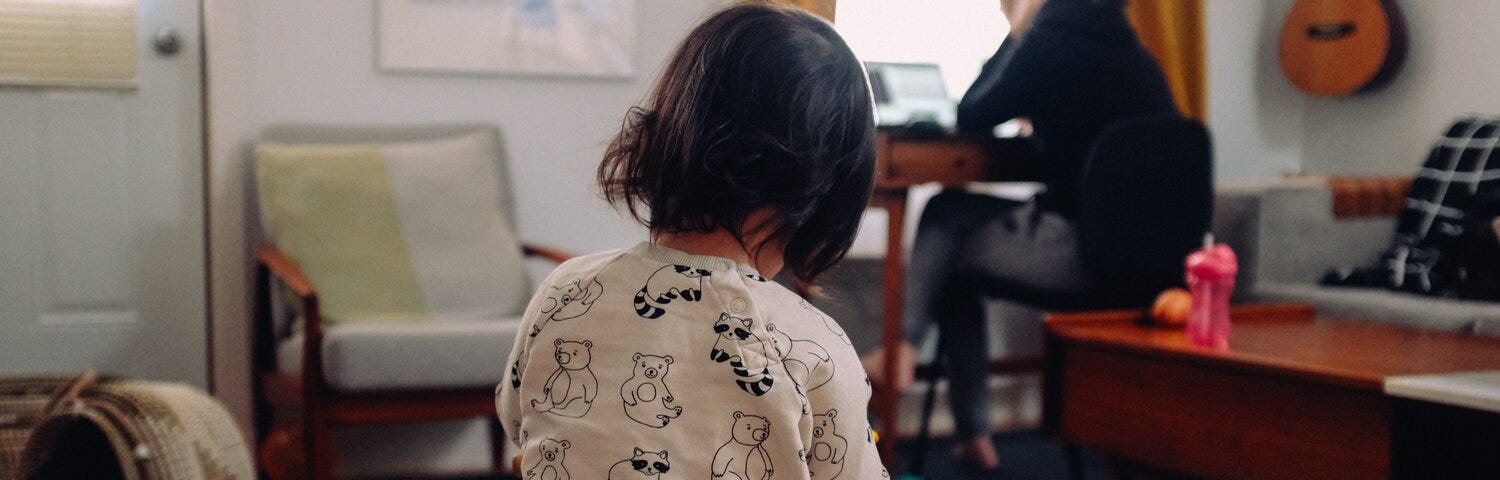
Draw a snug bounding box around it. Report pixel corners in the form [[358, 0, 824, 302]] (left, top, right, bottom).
[[1306, 22, 1355, 40]]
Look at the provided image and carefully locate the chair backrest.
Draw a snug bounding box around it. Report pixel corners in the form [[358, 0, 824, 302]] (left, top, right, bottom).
[[259, 123, 520, 229], [1077, 116, 1213, 304], [255, 124, 530, 325]]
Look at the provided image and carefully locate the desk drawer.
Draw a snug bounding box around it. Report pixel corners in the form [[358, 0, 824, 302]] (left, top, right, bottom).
[[877, 139, 989, 188]]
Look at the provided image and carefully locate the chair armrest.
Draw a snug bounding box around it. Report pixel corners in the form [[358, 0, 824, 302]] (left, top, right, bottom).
[[522, 243, 574, 264], [256, 244, 318, 302], [255, 244, 327, 396]]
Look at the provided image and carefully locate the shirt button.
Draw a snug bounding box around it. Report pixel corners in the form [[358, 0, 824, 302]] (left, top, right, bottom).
[[729, 298, 747, 313]]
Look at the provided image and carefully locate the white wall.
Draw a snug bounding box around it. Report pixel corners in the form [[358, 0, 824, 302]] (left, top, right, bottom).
[[206, 0, 728, 475], [1300, 0, 1500, 175], [1206, 0, 1500, 180], [1204, 0, 1305, 180]]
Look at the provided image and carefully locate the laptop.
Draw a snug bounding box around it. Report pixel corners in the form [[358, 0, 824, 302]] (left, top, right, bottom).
[[864, 62, 957, 131]]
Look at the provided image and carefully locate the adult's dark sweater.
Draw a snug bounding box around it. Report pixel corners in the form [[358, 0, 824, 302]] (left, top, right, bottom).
[[957, 1, 1179, 218]]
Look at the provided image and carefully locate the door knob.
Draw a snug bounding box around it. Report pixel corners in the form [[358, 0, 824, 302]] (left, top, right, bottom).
[[152, 26, 181, 56]]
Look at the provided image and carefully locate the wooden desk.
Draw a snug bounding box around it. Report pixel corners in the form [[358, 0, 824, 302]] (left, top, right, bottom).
[[1043, 304, 1500, 479], [867, 131, 1033, 464]]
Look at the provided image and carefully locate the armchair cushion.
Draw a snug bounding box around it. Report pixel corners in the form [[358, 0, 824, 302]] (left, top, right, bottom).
[[278, 318, 523, 390], [256, 129, 529, 325]]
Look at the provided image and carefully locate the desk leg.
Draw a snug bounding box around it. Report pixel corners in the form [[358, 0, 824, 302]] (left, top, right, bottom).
[[876, 191, 906, 467]]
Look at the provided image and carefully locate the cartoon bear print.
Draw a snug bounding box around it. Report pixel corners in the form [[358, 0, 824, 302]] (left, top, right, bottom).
[[526, 437, 571, 480], [531, 339, 597, 418], [530, 277, 605, 337], [620, 353, 683, 427], [766, 322, 835, 392], [712, 411, 773, 480], [711, 313, 776, 396], [608, 447, 670, 479], [807, 409, 847, 480], [797, 299, 852, 346], [634, 265, 710, 319]]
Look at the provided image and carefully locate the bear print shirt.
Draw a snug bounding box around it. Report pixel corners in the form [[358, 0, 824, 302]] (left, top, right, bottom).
[[497, 242, 887, 480]]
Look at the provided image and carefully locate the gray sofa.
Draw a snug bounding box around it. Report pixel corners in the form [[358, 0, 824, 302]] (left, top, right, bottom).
[[1216, 178, 1500, 337]]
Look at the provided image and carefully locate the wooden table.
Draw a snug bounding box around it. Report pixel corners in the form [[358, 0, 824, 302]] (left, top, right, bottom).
[[1043, 304, 1500, 479], [867, 130, 1033, 464]]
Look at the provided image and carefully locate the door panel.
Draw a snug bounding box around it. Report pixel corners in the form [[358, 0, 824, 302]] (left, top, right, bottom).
[[0, 0, 205, 386]]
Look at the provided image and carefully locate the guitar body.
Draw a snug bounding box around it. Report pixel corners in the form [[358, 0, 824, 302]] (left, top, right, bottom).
[[1279, 0, 1407, 97]]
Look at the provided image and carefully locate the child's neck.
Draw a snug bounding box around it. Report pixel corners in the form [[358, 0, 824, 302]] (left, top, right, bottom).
[[655, 228, 784, 279]]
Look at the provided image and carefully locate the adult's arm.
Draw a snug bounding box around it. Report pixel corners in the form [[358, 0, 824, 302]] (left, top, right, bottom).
[[956, 32, 1079, 134]]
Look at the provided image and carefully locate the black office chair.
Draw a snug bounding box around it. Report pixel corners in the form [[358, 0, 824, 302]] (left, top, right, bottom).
[[907, 115, 1213, 478], [1076, 115, 1214, 305]]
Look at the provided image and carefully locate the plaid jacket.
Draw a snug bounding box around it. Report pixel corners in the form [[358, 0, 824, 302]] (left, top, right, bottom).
[[1331, 117, 1500, 296]]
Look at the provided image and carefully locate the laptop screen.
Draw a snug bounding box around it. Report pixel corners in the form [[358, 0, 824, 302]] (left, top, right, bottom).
[[864, 62, 957, 130]]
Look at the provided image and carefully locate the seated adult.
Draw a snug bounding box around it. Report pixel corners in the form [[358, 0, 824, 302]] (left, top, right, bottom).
[[860, 0, 1180, 469]]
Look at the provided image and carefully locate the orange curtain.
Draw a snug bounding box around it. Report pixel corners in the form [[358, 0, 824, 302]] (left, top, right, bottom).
[[1128, 0, 1206, 121], [780, 0, 836, 21]]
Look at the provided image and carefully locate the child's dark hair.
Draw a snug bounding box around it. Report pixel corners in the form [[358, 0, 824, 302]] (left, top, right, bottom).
[[598, 3, 877, 285]]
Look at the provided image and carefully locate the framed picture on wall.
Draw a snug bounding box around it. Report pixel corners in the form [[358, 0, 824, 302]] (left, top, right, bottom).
[[376, 0, 636, 78]]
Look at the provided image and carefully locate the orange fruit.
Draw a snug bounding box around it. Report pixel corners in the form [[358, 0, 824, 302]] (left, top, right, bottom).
[[1151, 288, 1193, 327]]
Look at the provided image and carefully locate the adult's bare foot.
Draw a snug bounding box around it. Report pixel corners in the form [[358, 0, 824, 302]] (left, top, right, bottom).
[[860, 342, 918, 393], [953, 435, 1000, 471]]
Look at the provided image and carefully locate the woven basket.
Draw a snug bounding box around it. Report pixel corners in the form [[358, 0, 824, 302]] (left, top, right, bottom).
[[0, 376, 75, 480], [12, 372, 254, 480]]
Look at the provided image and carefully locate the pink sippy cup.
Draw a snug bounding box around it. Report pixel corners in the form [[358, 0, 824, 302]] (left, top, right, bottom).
[[1185, 234, 1237, 349]]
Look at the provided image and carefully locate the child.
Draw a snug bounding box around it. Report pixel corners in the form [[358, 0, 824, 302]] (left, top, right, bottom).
[[496, 3, 885, 478]]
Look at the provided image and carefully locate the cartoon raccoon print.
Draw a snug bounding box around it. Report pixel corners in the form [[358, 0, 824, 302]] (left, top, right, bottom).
[[530, 277, 604, 337], [711, 313, 776, 396], [634, 265, 709, 319], [607, 447, 669, 479], [766, 322, 835, 392], [510, 358, 523, 389]]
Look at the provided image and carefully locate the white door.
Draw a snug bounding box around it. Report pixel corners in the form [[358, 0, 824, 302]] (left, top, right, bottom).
[[0, 0, 206, 386]]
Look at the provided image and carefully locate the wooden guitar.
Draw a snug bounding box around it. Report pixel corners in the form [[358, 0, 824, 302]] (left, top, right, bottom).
[[1278, 0, 1407, 97]]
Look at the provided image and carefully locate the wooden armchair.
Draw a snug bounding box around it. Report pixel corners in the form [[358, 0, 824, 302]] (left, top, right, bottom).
[[250, 124, 568, 479], [253, 243, 568, 480]]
